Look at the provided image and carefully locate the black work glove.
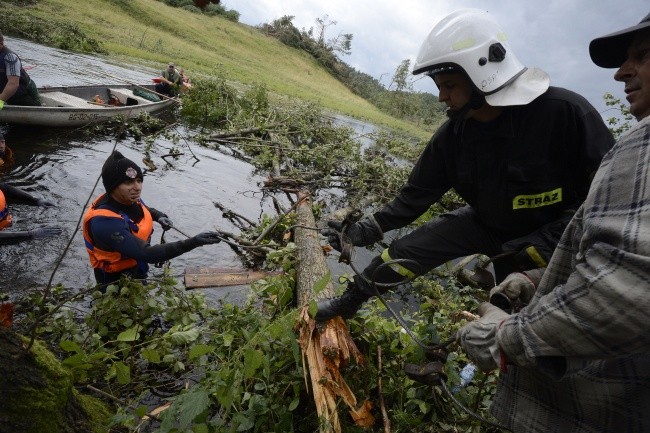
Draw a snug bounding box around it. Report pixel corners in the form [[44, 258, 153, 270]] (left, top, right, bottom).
[[157, 216, 174, 231], [36, 198, 57, 208], [29, 226, 63, 239], [193, 232, 222, 246], [322, 216, 383, 252]]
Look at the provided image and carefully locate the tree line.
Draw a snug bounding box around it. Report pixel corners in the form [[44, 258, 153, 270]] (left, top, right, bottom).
[[258, 15, 446, 127]]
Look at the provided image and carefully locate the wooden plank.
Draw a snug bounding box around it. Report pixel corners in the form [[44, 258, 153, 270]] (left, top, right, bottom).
[[183, 267, 282, 289]]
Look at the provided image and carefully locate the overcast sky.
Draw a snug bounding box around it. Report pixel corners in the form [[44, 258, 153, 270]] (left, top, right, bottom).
[[223, 0, 647, 120]]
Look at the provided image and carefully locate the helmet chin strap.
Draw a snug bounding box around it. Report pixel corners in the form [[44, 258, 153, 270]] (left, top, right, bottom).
[[451, 92, 486, 134]]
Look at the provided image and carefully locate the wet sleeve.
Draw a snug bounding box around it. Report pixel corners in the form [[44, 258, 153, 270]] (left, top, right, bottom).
[[0, 183, 40, 205], [146, 206, 166, 222], [0, 230, 32, 245], [89, 217, 201, 264]]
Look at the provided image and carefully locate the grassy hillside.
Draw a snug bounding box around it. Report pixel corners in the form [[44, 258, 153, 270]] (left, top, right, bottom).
[[3, 0, 437, 139]]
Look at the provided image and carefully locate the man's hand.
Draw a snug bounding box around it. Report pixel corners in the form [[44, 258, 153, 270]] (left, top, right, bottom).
[[193, 232, 222, 246], [157, 216, 173, 231], [36, 198, 57, 208], [29, 226, 63, 239], [457, 302, 509, 372], [0, 100, 4, 110], [321, 216, 383, 252], [489, 272, 537, 305]]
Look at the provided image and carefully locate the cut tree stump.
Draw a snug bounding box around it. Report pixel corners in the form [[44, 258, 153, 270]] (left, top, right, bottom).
[[294, 190, 375, 433]]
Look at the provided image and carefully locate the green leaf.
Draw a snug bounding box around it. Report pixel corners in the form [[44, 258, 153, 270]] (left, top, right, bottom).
[[308, 300, 318, 318], [312, 271, 330, 295], [114, 361, 131, 384], [59, 340, 82, 353], [175, 389, 211, 428], [168, 327, 200, 344], [243, 348, 264, 379], [222, 333, 234, 347], [189, 344, 215, 360], [117, 326, 140, 342], [288, 398, 299, 411], [135, 405, 148, 418], [141, 348, 161, 363], [192, 424, 209, 433]]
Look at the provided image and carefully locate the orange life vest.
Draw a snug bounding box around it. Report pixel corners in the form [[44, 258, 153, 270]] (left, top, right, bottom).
[[0, 189, 12, 229], [82, 195, 153, 274]]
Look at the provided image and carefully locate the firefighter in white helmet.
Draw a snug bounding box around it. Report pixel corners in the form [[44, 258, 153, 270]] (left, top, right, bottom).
[[316, 9, 615, 322]]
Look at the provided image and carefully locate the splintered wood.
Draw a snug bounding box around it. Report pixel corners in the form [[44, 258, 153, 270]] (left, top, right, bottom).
[[293, 190, 375, 432]]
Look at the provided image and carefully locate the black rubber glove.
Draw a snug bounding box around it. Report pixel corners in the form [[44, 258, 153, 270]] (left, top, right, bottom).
[[193, 232, 222, 246], [29, 226, 63, 239], [157, 216, 174, 231], [322, 216, 383, 252], [36, 198, 57, 208]]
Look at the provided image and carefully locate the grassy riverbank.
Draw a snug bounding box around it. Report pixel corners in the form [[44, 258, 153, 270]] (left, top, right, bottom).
[[3, 0, 438, 139]]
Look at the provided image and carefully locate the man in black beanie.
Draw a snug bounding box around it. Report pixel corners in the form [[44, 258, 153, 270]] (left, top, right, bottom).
[[83, 151, 222, 289]]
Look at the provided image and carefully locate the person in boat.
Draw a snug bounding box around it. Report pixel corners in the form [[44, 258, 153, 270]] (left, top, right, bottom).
[[457, 11, 650, 432], [0, 175, 61, 245], [0, 132, 14, 170], [83, 151, 222, 290], [315, 8, 615, 322], [154, 62, 181, 97], [178, 68, 192, 91], [0, 32, 41, 109]]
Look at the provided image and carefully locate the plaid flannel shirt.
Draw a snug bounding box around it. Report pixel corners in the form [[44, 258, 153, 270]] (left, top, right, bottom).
[[493, 116, 650, 432]]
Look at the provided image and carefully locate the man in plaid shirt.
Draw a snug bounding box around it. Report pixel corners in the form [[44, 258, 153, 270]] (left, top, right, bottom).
[[458, 11, 650, 432]]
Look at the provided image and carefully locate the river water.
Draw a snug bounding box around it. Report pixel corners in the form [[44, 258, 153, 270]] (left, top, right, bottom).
[[0, 37, 378, 304]]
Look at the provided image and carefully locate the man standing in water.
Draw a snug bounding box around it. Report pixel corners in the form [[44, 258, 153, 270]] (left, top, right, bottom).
[[83, 151, 223, 290], [0, 32, 41, 108]]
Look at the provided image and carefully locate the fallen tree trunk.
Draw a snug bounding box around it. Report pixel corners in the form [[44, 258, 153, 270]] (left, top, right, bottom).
[[294, 190, 374, 433]]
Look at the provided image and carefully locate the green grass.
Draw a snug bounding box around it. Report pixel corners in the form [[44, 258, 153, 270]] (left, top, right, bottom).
[[5, 0, 437, 139]]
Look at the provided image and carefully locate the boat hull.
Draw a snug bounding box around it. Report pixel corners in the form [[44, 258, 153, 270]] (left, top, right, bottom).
[[0, 84, 176, 127]]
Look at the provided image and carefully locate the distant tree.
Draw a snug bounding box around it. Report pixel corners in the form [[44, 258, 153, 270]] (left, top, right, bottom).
[[193, 0, 220, 9], [313, 15, 352, 56]]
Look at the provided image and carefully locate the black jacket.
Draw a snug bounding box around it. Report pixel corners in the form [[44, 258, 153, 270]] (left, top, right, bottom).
[[374, 87, 615, 259]]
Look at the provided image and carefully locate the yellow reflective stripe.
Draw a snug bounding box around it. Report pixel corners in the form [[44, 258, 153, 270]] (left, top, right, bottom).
[[526, 246, 547, 267], [513, 187, 563, 209], [381, 249, 417, 278], [452, 38, 476, 51]]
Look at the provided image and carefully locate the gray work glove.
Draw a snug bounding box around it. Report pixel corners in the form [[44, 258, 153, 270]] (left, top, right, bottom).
[[457, 302, 510, 372], [157, 216, 174, 231], [322, 216, 383, 252], [29, 226, 63, 239], [489, 271, 539, 305], [193, 232, 222, 246], [36, 198, 57, 208]]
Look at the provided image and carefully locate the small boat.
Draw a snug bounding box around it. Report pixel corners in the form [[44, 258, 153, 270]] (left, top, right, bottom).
[[0, 84, 177, 127]]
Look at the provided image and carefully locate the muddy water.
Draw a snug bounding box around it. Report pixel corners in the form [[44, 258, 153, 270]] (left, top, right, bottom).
[[0, 38, 379, 304]]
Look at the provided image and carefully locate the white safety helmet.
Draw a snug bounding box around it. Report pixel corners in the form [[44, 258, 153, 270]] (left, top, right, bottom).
[[413, 9, 549, 106]]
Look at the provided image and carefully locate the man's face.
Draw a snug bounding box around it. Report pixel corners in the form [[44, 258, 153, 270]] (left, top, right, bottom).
[[110, 178, 143, 205], [615, 30, 650, 120], [433, 72, 473, 117]]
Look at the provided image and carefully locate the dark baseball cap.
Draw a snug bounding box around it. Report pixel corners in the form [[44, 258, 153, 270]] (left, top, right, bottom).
[[590, 12, 650, 68]]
